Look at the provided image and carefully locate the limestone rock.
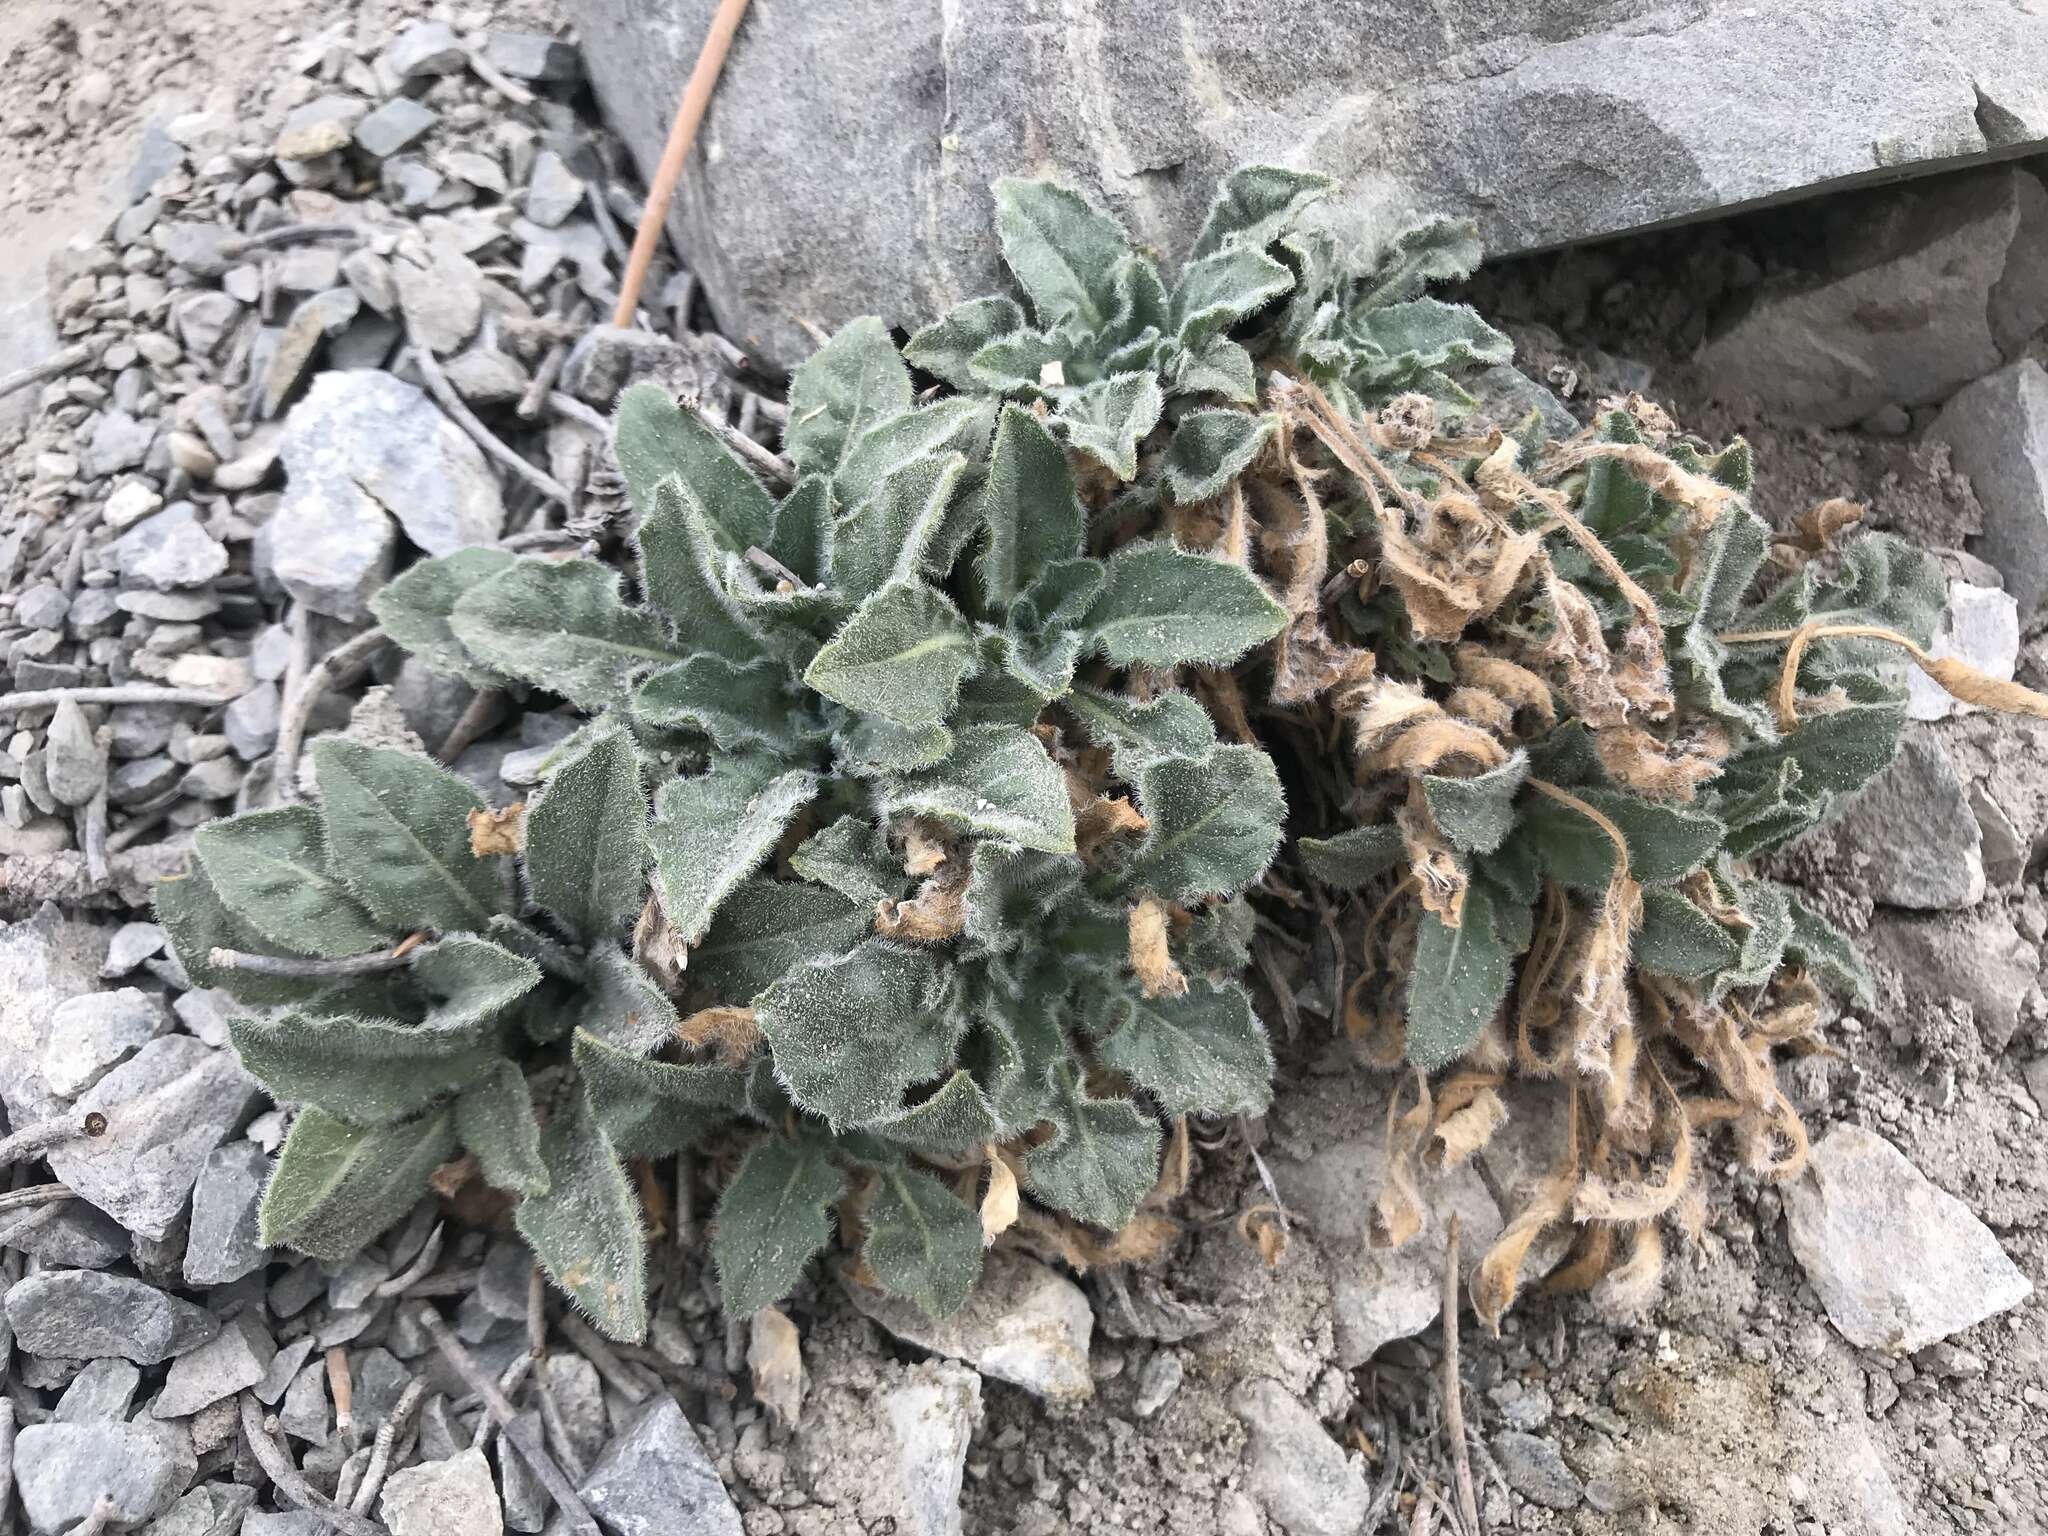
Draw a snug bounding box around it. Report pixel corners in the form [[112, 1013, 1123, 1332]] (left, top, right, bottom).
[[578, 0, 2048, 370], [1231, 1378, 1366, 1536], [1816, 728, 1984, 911], [882, 1362, 981, 1536], [4, 1269, 219, 1363], [1933, 359, 2048, 620], [845, 1251, 1094, 1403], [1908, 580, 2021, 722], [381, 1446, 504, 1536], [0, 904, 110, 1128], [15, 1421, 197, 1533], [576, 1396, 742, 1536], [1785, 1126, 2031, 1353]]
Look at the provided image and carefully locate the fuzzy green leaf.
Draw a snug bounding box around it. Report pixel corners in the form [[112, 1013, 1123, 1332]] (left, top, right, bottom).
[[834, 398, 994, 512], [1634, 887, 1742, 979], [1191, 166, 1334, 259], [881, 724, 1076, 854], [767, 473, 835, 587], [1786, 894, 1873, 1005], [1421, 752, 1529, 857], [692, 880, 870, 1005], [576, 945, 681, 1056], [1360, 218, 1485, 309], [457, 1060, 548, 1198], [1095, 978, 1272, 1117], [1084, 541, 1286, 667], [787, 316, 914, 479], [1406, 880, 1511, 1070], [994, 176, 1132, 333], [573, 1028, 747, 1158], [977, 404, 1085, 608], [789, 817, 902, 907], [261, 1106, 455, 1263], [632, 655, 811, 755], [524, 726, 647, 943], [1514, 788, 1724, 889], [230, 1001, 502, 1126], [449, 558, 681, 712], [635, 475, 768, 663], [804, 578, 978, 727], [1122, 745, 1286, 902], [714, 1137, 845, 1317], [1173, 246, 1293, 348], [863, 1162, 983, 1318], [516, 1086, 646, 1343], [314, 739, 508, 936], [649, 758, 818, 945], [1713, 873, 1794, 999], [755, 940, 951, 1128], [613, 382, 775, 555], [1358, 298, 1511, 374], [867, 1070, 1001, 1157], [830, 451, 967, 601], [904, 296, 1027, 392], [1164, 334, 1256, 403], [1053, 372, 1164, 481], [368, 547, 517, 687], [1297, 825, 1404, 889], [1025, 1070, 1160, 1231], [1162, 411, 1274, 504], [1065, 687, 1218, 778], [156, 864, 319, 1008], [196, 806, 387, 958]]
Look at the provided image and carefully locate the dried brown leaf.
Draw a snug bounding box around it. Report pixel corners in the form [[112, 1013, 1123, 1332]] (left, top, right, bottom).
[[1128, 897, 1190, 999], [467, 802, 525, 857]]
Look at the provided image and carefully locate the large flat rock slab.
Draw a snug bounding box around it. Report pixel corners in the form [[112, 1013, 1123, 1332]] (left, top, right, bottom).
[[580, 0, 2048, 370]]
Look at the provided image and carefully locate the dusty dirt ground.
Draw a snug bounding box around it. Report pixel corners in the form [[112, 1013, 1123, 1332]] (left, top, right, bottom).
[[4, 5, 2044, 1533]]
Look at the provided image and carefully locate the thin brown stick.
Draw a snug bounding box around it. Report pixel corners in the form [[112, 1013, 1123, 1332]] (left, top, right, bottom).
[[373, 1222, 445, 1298], [275, 626, 389, 804], [436, 688, 503, 764], [527, 1264, 547, 1358], [405, 342, 572, 507], [684, 395, 794, 485], [611, 0, 755, 327], [0, 685, 233, 716], [1442, 1213, 1480, 1535], [1718, 620, 2048, 730], [415, 1306, 599, 1536], [554, 1312, 651, 1404], [237, 1395, 385, 1536], [0, 1111, 107, 1169], [208, 946, 414, 979], [534, 1366, 589, 1483], [325, 1347, 354, 1446]]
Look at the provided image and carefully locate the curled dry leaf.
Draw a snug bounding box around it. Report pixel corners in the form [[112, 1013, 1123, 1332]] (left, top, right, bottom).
[[677, 1005, 761, 1068], [747, 1306, 805, 1430], [467, 802, 525, 856], [1128, 897, 1190, 998], [980, 1144, 1020, 1245]]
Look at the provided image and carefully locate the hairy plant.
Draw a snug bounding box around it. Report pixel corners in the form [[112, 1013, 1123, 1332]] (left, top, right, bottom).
[[910, 164, 2047, 1326], [160, 351, 1290, 1339]]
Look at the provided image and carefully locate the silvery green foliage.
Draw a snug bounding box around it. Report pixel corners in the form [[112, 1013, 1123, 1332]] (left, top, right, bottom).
[[903, 165, 1509, 503], [168, 310, 1292, 1336]]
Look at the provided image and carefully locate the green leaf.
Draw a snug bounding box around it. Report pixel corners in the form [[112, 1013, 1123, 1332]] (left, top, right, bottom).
[[576, 944, 681, 1056], [196, 806, 387, 958], [993, 176, 1133, 333], [1084, 540, 1286, 667], [1095, 979, 1273, 1117], [1122, 746, 1286, 902], [1297, 825, 1404, 888], [838, 715, 958, 772], [1421, 752, 1529, 857], [457, 1060, 548, 1198], [632, 655, 812, 755], [1011, 557, 1107, 638], [261, 1106, 455, 1263], [835, 398, 994, 512], [1162, 411, 1274, 504], [524, 726, 647, 943], [976, 405, 1085, 609], [649, 758, 818, 944], [985, 626, 1082, 705], [1065, 687, 1217, 779], [863, 1162, 983, 1318], [573, 1028, 747, 1158], [803, 578, 977, 727], [368, 547, 517, 687], [1514, 788, 1724, 888], [516, 1085, 646, 1342], [1052, 373, 1164, 481], [635, 476, 768, 663], [1360, 217, 1484, 308], [1163, 334, 1256, 403], [155, 864, 321, 1008], [449, 558, 681, 712], [1173, 246, 1293, 348], [786, 316, 914, 479], [613, 382, 775, 555], [1190, 166, 1334, 259], [867, 1070, 1001, 1157], [713, 1137, 845, 1317], [1713, 872, 1794, 999], [880, 724, 1076, 854], [1786, 894, 1873, 1005], [1634, 887, 1742, 978], [755, 940, 951, 1128], [1357, 298, 1511, 374], [830, 451, 967, 601], [789, 816, 902, 907], [1406, 880, 1511, 1070], [313, 740, 508, 936], [691, 880, 869, 1005], [767, 473, 834, 587], [1025, 1069, 1160, 1231], [904, 296, 1027, 392], [230, 1006, 501, 1126]]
